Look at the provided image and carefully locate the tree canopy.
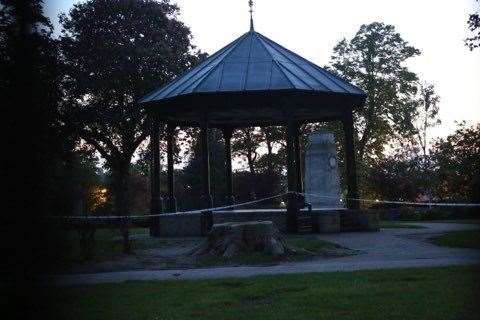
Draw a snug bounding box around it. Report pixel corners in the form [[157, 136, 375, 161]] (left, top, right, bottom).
[[412, 83, 440, 158], [466, 0, 480, 50], [430, 123, 480, 202], [365, 122, 480, 204], [59, 0, 205, 252], [59, 0, 204, 214], [0, 0, 77, 291], [59, 0, 202, 172], [330, 22, 421, 161]]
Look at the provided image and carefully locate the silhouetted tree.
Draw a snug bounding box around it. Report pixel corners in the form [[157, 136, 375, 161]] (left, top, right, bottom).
[[0, 0, 74, 315], [177, 128, 225, 209], [258, 126, 284, 175], [466, 0, 480, 50], [330, 22, 421, 162], [1, 0, 63, 215], [59, 0, 203, 252], [413, 83, 441, 159], [365, 152, 425, 202], [231, 127, 263, 198], [430, 122, 480, 202]]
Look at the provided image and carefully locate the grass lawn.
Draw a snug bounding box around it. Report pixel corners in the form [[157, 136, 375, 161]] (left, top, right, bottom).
[[380, 221, 426, 229], [9, 265, 480, 320], [431, 230, 480, 249]]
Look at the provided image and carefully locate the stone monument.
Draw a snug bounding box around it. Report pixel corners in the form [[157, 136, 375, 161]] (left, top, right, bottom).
[[304, 131, 343, 209]]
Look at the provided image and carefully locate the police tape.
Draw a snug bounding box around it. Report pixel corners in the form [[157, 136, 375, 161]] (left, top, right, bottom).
[[47, 192, 290, 220], [46, 190, 480, 221], [298, 192, 480, 207]]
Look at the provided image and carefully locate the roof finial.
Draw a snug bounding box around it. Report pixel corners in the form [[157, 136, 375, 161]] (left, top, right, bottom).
[[249, 0, 254, 31]]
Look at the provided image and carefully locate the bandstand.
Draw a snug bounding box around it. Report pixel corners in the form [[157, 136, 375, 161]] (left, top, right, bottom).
[[139, 6, 367, 236]]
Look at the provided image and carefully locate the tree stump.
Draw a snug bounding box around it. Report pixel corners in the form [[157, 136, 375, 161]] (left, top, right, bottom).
[[189, 221, 294, 258]]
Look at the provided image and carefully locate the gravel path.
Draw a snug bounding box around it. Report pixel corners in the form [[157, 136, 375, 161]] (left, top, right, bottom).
[[45, 222, 480, 286]]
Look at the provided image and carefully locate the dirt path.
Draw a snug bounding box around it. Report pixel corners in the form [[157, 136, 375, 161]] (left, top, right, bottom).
[[45, 222, 480, 286], [63, 237, 205, 274]]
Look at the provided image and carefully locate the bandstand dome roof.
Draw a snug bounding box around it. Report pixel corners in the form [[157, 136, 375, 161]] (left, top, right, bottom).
[[139, 30, 366, 128]]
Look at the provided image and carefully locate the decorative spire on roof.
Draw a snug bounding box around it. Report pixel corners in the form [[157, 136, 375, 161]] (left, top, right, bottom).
[[249, 0, 254, 31]]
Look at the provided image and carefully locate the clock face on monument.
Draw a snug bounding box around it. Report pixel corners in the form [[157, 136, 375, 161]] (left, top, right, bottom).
[[329, 156, 336, 169]]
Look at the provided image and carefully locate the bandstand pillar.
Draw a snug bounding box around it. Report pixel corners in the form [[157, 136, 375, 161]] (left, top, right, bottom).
[[293, 123, 305, 207], [149, 118, 163, 237], [343, 110, 360, 209], [166, 124, 177, 212], [286, 121, 298, 233], [222, 127, 235, 206], [201, 122, 213, 208]]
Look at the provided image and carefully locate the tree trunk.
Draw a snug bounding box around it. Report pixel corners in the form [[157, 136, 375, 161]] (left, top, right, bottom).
[[357, 127, 369, 163], [112, 161, 132, 254], [247, 152, 256, 175], [265, 135, 274, 176], [246, 152, 257, 199], [189, 221, 295, 258]]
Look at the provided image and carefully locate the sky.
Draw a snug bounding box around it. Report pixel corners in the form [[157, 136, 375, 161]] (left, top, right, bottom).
[[44, 0, 480, 142]]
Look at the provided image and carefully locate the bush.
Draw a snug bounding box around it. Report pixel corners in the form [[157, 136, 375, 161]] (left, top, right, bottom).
[[452, 207, 479, 219], [421, 209, 452, 221], [420, 207, 478, 220], [375, 205, 478, 222], [398, 207, 422, 221], [378, 209, 400, 221]]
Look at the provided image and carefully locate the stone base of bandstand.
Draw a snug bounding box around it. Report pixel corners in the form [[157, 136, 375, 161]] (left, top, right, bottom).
[[152, 209, 380, 237]]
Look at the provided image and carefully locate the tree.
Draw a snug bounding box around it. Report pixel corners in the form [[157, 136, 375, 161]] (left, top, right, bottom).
[[232, 127, 263, 175], [388, 82, 441, 202], [365, 151, 425, 202], [258, 126, 285, 175], [466, 0, 480, 50], [430, 123, 480, 202], [231, 127, 264, 198], [177, 128, 226, 209], [59, 0, 203, 252], [1, 0, 63, 215], [413, 83, 440, 158], [0, 1, 74, 313], [330, 22, 421, 162]]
